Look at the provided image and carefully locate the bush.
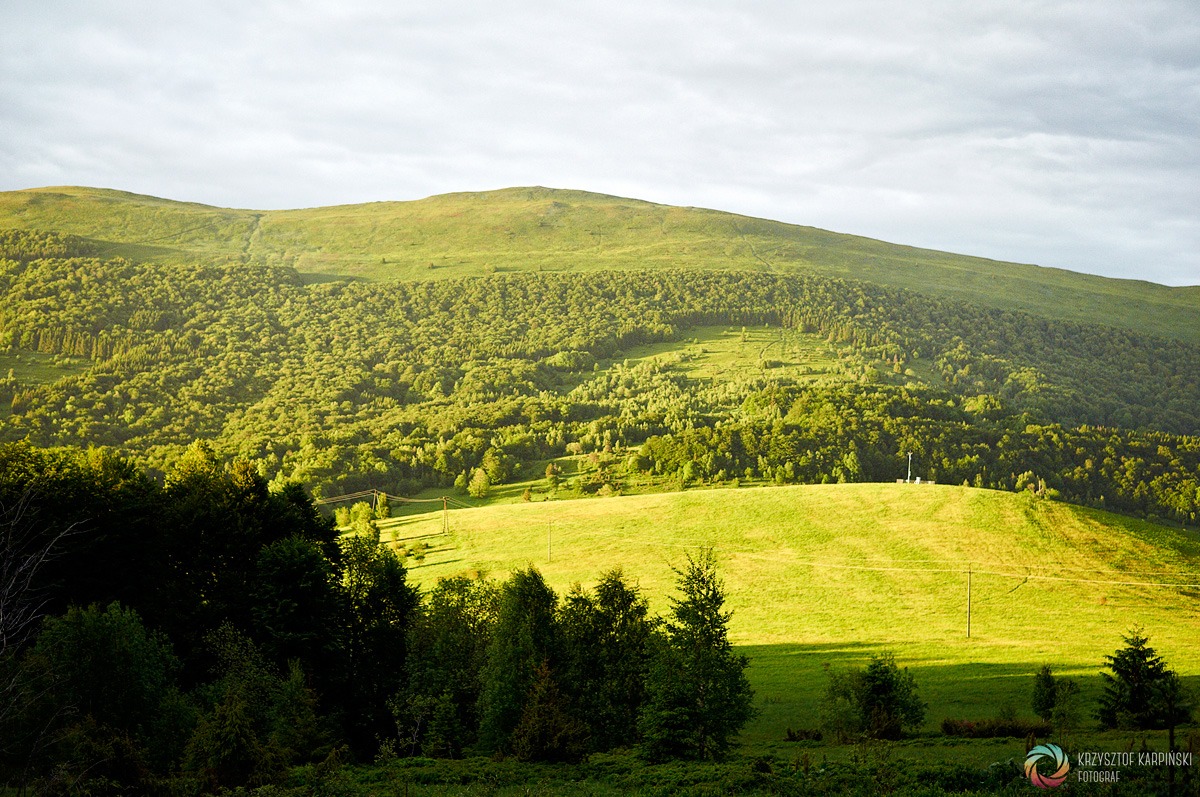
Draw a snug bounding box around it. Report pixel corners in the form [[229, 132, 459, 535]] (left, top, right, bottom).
[[941, 717, 1052, 738], [820, 654, 926, 741]]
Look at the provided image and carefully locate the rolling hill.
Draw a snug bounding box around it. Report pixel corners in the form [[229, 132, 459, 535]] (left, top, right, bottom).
[[381, 482, 1200, 744], [1, 185, 1196, 344]]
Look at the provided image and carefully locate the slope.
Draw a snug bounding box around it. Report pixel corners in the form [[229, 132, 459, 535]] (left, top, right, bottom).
[[383, 482, 1200, 743], [1, 185, 1196, 344]]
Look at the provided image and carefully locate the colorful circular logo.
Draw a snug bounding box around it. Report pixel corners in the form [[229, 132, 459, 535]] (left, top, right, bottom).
[[1025, 743, 1070, 789]]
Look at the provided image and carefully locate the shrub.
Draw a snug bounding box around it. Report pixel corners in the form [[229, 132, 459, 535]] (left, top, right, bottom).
[[941, 717, 1052, 738], [820, 654, 926, 741]]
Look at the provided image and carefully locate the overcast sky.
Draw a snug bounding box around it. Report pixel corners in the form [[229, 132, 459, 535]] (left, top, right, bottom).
[[2, 1, 1198, 285]]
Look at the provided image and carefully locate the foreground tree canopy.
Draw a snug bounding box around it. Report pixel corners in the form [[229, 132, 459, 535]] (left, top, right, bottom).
[[0, 443, 753, 792]]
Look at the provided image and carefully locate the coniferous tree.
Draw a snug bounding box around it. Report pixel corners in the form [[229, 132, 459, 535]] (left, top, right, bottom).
[[1098, 628, 1188, 730], [510, 661, 589, 763], [638, 549, 753, 761]]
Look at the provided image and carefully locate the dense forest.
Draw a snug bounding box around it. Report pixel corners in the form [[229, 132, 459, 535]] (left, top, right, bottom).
[[0, 441, 753, 792], [1, 228, 1197, 526]]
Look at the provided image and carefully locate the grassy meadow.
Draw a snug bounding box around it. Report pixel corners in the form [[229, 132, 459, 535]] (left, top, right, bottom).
[[372, 483, 1200, 755], [2, 185, 1197, 344]]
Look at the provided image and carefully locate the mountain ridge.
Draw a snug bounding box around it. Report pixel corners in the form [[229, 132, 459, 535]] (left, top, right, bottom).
[[1, 184, 1196, 344]]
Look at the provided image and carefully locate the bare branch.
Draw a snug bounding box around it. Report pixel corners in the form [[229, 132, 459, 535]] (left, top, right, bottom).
[[0, 492, 83, 658]]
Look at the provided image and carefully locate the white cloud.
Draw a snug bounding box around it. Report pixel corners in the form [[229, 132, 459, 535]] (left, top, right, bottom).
[[1, 0, 1197, 284]]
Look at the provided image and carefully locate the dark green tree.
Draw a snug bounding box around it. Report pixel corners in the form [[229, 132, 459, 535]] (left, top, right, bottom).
[[510, 661, 589, 763], [1152, 672, 1194, 756], [339, 531, 419, 756], [858, 654, 925, 739], [820, 653, 925, 741], [401, 574, 500, 758], [638, 549, 754, 761], [478, 567, 559, 754], [3, 603, 193, 791], [559, 569, 655, 751], [1098, 628, 1184, 730], [1032, 664, 1057, 722], [251, 536, 345, 698], [184, 625, 326, 792]]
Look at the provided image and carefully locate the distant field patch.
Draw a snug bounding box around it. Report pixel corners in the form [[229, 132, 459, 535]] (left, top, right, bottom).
[[0, 350, 88, 386], [612, 325, 844, 386]]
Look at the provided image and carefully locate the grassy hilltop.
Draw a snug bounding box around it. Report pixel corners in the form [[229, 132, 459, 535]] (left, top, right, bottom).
[[380, 482, 1200, 748], [2, 185, 1197, 344]]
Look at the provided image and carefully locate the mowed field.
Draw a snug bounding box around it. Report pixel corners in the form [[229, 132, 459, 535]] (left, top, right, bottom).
[[377, 483, 1200, 751]]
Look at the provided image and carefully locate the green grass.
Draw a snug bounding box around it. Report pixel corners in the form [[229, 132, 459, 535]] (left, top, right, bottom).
[[375, 483, 1200, 748], [2, 185, 1197, 344], [615, 325, 844, 386], [0, 351, 89, 419], [0, 351, 89, 386]]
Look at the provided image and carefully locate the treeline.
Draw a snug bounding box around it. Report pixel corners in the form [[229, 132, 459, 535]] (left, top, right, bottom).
[[2, 228, 1199, 520], [0, 442, 752, 793], [0, 228, 97, 261], [628, 384, 1200, 526]]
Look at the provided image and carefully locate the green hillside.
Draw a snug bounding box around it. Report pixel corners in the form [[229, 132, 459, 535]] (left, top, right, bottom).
[[380, 482, 1200, 745], [2, 185, 1196, 344]]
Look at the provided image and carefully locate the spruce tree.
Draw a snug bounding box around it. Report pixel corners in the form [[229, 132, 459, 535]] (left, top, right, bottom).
[[1098, 628, 1189, 730], [638, 549, 754, 761]]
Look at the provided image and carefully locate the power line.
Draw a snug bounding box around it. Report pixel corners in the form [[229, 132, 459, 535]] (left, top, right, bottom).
[[789, 559, 1200, 589], [315, 489, 449, 506], [818, 555, 1200, 579]]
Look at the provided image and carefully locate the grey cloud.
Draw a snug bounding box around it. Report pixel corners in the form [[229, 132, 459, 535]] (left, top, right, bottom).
[[0, 0, 1196, 284]]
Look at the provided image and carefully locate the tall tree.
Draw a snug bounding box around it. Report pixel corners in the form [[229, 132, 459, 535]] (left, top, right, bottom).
[[401, 574, 500, 758], [638, 549, 754, 761], [339, 531, 418, 756], [559, 569, 655, 751], [478, 567, 559, 754], [251, 536, 345, 700]]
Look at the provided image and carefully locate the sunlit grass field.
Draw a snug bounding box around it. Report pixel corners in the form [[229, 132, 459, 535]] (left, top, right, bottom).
[[375, 483, 1200, 752], [613, 325, 844, 386], [2, 185, 1196, 344]]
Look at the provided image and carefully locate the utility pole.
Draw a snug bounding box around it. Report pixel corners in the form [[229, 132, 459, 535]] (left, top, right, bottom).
[[907, 452, 913, 483], [442, 496, 448, 535]]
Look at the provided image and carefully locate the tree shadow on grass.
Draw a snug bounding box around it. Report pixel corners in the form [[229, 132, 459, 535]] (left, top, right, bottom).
[[737, 641, 1200, 749]]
